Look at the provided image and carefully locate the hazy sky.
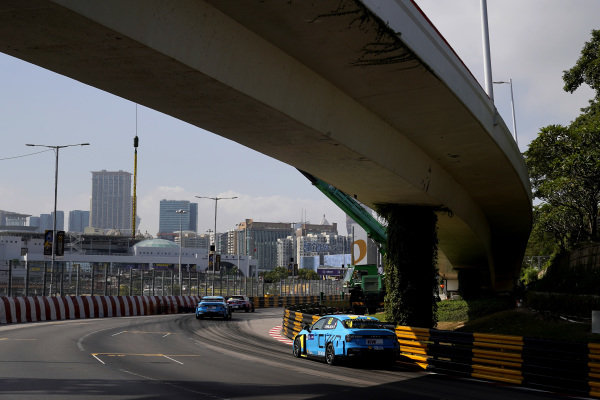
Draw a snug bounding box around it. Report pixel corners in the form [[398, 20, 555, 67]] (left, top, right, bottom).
[[1, 1, 598, 235]]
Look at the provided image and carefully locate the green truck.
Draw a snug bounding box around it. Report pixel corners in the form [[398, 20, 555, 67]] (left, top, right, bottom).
[[299, 170, 387, 314]]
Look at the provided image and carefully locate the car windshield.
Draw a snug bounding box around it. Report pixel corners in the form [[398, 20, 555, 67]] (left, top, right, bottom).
[[342, 319, 386, 329], [228, 297, 244, 301]]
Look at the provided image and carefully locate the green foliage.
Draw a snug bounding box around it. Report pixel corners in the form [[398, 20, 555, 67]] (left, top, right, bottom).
[[377, 204, 438, 328], [519, 266, 540, 286], [296, 268, 319, 280], [563, 29, 600, 95], [525, 121, 600, 248], [262, 266, 289, 283], [436, 298, 514, 322], [525, 30, 600, 253]]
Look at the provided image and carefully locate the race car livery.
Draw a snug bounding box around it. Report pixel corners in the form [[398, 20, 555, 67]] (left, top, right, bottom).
[[292, 315, 398, 366], [195, 296, 232, 320]]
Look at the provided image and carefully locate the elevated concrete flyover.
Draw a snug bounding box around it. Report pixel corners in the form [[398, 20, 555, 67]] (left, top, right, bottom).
[[0, 0, 531, 290]]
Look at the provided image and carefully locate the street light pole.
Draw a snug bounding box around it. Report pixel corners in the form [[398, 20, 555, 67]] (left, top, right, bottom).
[[195, 195, 238, 295], [26, 142, 89, 295], [493, 79, 518, 146], [176, 209, 187, 295]]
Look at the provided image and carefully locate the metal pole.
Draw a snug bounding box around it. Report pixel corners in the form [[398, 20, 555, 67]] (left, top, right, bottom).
[[176, 209, 186, 295], [152, 269, 155, 296], [59, 262, 64, 296], [43, 262, 47, 296], [170, 270, 174, 296], [104, 264, 109, 296], [509, 78, 518, 146], [480, 0, 494, 101], [76, 264, 80, 296], [140, 269, 144, 296], [187, 270, 191, 296], [7, 260, 12, 297], [52, 147, 59, 289], [117, 269, 121, 295], [24, 258, 29, 297], [129, 269, 133, 296], [91, 264, 95, 296]]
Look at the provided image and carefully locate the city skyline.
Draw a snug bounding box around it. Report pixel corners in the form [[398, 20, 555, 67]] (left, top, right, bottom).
[[1, 1, 599, 235]]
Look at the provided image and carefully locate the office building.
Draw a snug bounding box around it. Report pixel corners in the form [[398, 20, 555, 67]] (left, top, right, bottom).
[[236, 219, 294, 271], [69, 210, 90, 233], [90, 170, 132, 232], [29, 216, 40, 230], [158, 200, 198, 235], [38, 211, 64, 233]]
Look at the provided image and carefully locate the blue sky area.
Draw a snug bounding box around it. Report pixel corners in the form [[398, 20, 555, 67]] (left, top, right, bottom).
[[1, 0, 598, 235]]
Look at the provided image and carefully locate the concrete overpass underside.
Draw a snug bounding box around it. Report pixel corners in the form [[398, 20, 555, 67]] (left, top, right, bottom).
[[0, 0, 531, 290]]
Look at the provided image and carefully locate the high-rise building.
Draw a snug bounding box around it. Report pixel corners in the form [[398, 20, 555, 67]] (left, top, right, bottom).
[[90, 170, 132, 231], [39, 213, 52, 232], [29, 216, 40, 230], [69, 210, 90, 233], [37, 212, 64, 232], [236, 219, 294, 271], [158, 200, 198, 235]]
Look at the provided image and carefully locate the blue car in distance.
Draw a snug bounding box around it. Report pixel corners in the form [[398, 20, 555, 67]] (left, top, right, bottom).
[[292, 315, 398, 366], [195, 296, 232, 320]]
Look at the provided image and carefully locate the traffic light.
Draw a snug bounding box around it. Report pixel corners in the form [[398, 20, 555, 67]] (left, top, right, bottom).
[[44, 230, 53, 256], [55, 231, 65, 256]]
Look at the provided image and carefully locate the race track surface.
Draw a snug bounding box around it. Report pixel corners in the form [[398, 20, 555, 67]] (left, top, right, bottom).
[[0, 308, 570, 399]]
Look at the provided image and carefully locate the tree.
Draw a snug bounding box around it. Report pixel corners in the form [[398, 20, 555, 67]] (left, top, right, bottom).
[[262, 266, 289, 283], [525, 123, 600, 247], [563, 29, 600, 96], [524, 30, 600, 251], [297, 268, 319, 280]]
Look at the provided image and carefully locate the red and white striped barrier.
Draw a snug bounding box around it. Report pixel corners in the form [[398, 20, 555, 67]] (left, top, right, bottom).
[[0, 295, 201, 325]]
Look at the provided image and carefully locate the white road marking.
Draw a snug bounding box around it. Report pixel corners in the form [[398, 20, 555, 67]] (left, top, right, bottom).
[[92, 354, 105, 365], [163, 355, 183, 365]]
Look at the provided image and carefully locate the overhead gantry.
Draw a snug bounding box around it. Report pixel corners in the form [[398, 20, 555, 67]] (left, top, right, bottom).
[[0, 0, 531, 290]]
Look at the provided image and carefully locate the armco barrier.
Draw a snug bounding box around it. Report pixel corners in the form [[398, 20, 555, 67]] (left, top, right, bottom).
[[0, 294, 341, 325], [0, 295, 201, 324], [282, 308, 600, 398]]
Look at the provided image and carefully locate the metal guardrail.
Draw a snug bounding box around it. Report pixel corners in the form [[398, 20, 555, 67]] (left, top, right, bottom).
[[282, 308, 599, 398]]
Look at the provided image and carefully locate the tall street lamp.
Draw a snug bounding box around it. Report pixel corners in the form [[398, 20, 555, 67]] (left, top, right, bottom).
[[196, 195, 238, 294], [26, 142, 89, 295], [493, 78, 518, 146], [176, 209, 187, 295]]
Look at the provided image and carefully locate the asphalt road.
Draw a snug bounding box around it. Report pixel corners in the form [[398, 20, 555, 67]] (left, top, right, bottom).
[[0, 308, 578, 399]]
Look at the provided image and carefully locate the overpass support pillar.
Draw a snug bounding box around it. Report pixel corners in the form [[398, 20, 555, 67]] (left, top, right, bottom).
[[378, 205, 439, 328]]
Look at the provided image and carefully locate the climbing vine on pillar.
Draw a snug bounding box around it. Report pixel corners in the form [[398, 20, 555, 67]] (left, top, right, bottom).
[[377, 204, 439, 328]]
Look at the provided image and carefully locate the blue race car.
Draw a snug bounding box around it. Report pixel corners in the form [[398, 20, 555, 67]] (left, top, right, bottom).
[[292, 315, 398, 366], [195, 296, 232, 320]]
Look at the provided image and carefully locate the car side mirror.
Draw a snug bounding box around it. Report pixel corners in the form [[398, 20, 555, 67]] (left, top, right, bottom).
[[303, 324, 311, 332]]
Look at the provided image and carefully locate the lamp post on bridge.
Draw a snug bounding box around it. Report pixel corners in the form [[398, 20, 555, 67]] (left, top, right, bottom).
[[493, 79, 518, 146]]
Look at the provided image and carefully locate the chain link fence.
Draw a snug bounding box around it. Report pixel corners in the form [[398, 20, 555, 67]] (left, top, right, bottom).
[[0, 261, 344, 298]]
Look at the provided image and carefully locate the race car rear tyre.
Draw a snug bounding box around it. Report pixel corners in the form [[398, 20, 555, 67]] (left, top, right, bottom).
[[245, 307, 249, 313], [292, 337, 302, 358], [325, 343, 337, 365]]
